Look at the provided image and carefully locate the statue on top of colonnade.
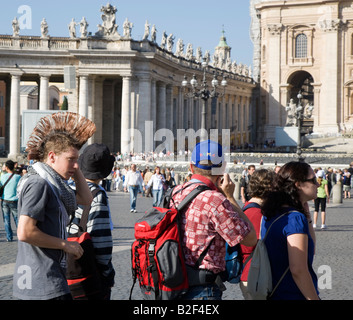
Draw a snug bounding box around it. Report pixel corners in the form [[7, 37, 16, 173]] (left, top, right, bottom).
[[95, 2, 121, 38]]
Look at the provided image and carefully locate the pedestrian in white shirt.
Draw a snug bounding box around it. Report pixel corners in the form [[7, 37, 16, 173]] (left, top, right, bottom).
[[124, 164, 144, 212], [146, 166, 165, 207]]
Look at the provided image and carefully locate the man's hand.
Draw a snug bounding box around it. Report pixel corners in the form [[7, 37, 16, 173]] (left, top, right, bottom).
[[218, 173, 235, 199], [63, 240, 84, 260]]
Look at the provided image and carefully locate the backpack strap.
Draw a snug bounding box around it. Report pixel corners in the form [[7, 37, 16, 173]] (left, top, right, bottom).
[[242, 202, 261, 211], [0, 172, 15, 189], [79, 188, 101, 232], [176, 184, 210, 212], [263, 210, 295, 299], [172, 183, 213, 270]]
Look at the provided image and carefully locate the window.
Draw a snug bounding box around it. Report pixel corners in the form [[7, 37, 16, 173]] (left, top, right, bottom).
[[295, 34, 307, 58]]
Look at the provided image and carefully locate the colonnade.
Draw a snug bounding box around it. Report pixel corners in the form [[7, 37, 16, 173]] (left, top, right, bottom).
[[6, 71, 252, 158]]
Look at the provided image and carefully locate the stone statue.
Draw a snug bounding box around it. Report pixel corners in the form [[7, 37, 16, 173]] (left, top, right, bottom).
[[237, 63, 244, 75], [196, 47, 202, 63], [167, 34, 175, 52], [142, 20, 150, 40], [96, 3, 120, 38], [175, 38, 184, 57], [151, 24, 157, 43], [80, 17, 89, 38], [285, 99, 297, 126], [213, 52, 219, 68], [41, 18, 49, 38], [185, 43, 193, 60], [12, 17, 20, 37], [232, 60, 237, 74], [160, 31, 167, 49], [204, 50, 210, 65], [123, 18, 133, 39], [226, 57, 232, 72], [68, 18, 77, 38]]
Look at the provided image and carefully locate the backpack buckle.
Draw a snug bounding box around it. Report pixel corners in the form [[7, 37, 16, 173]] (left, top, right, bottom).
[[148, 241, 155, 256]]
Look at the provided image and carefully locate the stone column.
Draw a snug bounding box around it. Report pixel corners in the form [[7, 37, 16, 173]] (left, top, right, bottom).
[[93, 78, 104, 143], [121, 76, 132, 154], [87, 76, 96, 144], [318, 20, 341, 133], [39, 75, 50, 110], [166, 85, 173, 130], [79, 75, 88, 117], [138, 75, 151, 133], [157, 82, 166, 130], [151, 79, 157, 134], [266, 23, 283, 136], [8, 74, 21, 158]]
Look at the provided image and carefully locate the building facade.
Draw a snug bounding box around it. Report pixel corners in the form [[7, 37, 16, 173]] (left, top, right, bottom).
[[0, 4, 255, 159], [251, 0, 353, 142]]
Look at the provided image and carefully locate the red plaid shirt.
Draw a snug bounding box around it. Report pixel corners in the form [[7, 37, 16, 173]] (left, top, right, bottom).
[[170, 174, 251, 274]]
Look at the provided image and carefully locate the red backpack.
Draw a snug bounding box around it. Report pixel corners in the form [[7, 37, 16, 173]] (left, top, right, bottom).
[[130, 184, 210, 300]]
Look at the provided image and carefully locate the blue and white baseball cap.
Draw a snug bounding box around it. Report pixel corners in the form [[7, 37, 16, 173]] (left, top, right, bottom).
[[191, 140, 224, 170]]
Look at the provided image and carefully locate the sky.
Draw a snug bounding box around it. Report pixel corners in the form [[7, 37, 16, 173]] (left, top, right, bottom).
[[0, 1, 254, 67]]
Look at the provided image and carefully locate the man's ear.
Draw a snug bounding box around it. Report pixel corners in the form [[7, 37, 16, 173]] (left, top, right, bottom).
[[189, 163, 194, 173], [47, 151, 56, 164]]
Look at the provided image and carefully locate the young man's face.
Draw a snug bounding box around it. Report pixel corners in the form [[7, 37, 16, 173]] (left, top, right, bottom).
[[47, 147, 79, 180]]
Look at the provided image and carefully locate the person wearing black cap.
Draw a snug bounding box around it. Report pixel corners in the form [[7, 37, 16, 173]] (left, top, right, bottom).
[[168, 140, 257, 300], [70, 143, 116, 299]]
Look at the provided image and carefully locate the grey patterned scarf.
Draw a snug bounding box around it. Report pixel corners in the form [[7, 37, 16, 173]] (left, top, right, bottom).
[[18, 162, 77, 217]]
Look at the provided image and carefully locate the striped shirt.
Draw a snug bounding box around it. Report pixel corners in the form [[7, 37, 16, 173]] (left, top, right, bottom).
[[72, 182, 115, 286]]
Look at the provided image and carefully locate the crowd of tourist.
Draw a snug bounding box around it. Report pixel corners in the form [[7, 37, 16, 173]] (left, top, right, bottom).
[[1, 136, 353, 301]]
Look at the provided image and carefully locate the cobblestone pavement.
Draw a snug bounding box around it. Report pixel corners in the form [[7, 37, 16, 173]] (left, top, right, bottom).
[[1, 190, 352, 300]]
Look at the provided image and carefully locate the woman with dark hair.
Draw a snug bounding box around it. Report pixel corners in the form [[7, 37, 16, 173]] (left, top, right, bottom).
[[240, 169, 275, 299], [261, 161, 320, 300]]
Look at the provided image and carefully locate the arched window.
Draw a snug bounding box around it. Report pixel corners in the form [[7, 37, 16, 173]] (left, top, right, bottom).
[[295, 33, 307, 58]]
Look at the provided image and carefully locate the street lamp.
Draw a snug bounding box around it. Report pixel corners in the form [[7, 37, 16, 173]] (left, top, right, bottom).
[[285, 91, 314, 162], [182, 57, 227, 141]]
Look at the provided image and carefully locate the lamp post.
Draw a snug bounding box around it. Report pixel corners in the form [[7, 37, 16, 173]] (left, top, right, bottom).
[[285, 91, 314, 162], [182, 58, 227, 141]]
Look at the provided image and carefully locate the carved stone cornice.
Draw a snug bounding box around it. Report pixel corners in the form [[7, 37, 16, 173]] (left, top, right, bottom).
[[318, 19, 343, 32], [267, 23, 283, 35]]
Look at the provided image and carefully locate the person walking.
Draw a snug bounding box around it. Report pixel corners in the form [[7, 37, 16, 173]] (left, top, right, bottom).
[[146, 166, 166, 207], [168, 140, 256, 300], [143, 167, 153, 197], [239, 168, 275, 299], [69, 143, 116, 299], [343, 168, 351, 199], [261, 161, 320, 300], [0, 160, 22, 242], [240, 165, 256, 204], [313, 171, 330, 230], [13, 112, 95, 300], [124, 164, 144, 212]]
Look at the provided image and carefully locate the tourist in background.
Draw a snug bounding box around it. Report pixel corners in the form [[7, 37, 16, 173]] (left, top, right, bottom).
[[313, 171, 330, 230], [0, 160, 22, 242], [146, 166, 165, 207], [240, 165, 255, 204], [343, 168, 351, 199], [124, 164, 144, 213]]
